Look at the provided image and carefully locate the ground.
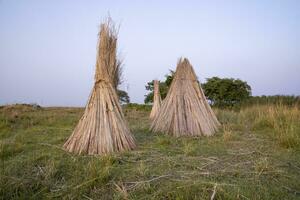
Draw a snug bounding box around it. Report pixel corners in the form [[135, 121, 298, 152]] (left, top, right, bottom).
[[0, 104, 299, 199]]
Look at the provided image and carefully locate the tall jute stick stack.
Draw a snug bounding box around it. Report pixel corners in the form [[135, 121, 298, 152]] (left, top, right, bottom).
[[150, 58, 220, 137], [149, 80, 162, 120], [63, 19, 135, 155]]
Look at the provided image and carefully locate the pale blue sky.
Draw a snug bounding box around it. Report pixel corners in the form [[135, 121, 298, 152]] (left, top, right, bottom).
[[1, 0, 299, 106]]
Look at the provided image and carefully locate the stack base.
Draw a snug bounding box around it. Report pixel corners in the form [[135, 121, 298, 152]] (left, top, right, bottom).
[[63, 82, 135, 155], [150, 91, 220, 137]]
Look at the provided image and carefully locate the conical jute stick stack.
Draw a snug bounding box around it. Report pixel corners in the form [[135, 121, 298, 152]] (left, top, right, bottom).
[[149, 80, 162, 120], [150, 58, 220, 137], [63, 19, 135, 155]]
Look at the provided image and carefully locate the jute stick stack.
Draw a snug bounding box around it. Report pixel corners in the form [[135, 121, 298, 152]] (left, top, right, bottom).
[[150, 58, 220, 137], [63, 19, 135, 155], [149, 80, 162, 120]]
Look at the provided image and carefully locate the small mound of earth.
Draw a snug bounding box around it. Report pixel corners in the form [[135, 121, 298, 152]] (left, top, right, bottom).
[[1, 103, 41, 111]]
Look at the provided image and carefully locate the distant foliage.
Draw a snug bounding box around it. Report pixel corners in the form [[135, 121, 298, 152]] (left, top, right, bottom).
[[124, 103, 152, 111], [202, 77, 252, 107], [117, 90, 130, 104], [240, 95, 300, 108]]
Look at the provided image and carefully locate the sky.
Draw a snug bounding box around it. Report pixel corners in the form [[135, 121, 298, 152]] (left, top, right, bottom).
[[0, 0, 300, 106]]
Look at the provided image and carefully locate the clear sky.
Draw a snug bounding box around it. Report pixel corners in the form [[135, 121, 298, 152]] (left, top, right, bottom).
[[1, 0, 299, 106]]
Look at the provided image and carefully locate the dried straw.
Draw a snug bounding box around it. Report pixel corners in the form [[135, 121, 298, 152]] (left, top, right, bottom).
[[149, 80, 162, 120], [63, 19, 135, 155], [150, 58, 220, 137]]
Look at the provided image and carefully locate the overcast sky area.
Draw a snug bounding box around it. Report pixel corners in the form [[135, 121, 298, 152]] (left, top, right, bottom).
[[1, 0, 299, 106]]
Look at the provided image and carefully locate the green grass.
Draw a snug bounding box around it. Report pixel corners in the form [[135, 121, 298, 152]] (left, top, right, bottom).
[[0, 104, 300, 199]]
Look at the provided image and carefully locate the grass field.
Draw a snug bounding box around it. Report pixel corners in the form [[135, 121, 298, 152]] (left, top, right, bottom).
[[0, 104, 299, 199]]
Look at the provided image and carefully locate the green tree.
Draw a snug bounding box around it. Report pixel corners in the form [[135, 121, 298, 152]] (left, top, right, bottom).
[[117, 90, 130, 104], [144, 70, 174, 103], [202, 77, 251, 107]]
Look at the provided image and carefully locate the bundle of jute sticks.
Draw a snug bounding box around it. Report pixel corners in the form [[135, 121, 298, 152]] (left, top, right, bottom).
[[63, 19, 135, 155], [149, 80, 162, 120], [150, 58, 220, 137]]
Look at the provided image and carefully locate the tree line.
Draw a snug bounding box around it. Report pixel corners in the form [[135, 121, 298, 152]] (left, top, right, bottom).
[[144, 70, 299, 108]]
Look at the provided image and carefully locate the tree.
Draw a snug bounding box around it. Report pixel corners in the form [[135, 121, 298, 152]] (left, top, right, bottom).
[[117, 89, 130, 104], [202, 77, 251, 107], [144, 70, 174, 103]]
